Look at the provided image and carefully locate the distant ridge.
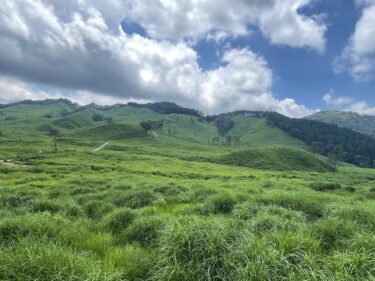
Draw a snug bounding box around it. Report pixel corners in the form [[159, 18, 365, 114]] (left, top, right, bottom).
[[307, 110, 375, 138], [1, 99, 203, 117], [127, 102, 202, 117], [0, 98, 80, 109]]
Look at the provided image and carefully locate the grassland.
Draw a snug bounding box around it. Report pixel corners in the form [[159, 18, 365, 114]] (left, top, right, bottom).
[[1, 102, 375, 280]]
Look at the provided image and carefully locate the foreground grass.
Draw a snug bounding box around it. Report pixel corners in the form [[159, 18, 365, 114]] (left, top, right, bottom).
[[1, 138, 375, 280]]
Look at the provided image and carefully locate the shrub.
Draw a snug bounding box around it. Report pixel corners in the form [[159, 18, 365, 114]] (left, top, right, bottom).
[[191, 187, 217, 202], [92, 114, 104, 122], [124, 216, 165, 247], [256, 191, 332, 219], [0, 238, 116, 281], [153, 184, 188, 196], [232, 202, 263, 220], [204, 193, 237, 214], [105, 245, 152, 280], [312, 217, 358, 251], [153, 217, 240, 281], [345, 186, 356, 193], [310, 182, 341, 191], [251, 205, 305, 234], [30, 199, 63, 214], [112, 190, 156, 209], [102, 208, 136, 234], [83, 200, 114, 219]]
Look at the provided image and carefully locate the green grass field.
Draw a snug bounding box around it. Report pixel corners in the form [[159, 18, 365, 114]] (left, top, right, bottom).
[[1, 102, 375, 280]]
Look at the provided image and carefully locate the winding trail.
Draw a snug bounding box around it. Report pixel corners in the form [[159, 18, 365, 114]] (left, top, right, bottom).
[[93, 141, 111, 152], [151, 131, 158, 138]]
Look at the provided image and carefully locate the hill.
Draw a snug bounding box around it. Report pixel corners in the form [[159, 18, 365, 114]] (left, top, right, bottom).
[[214, 147, 330, 172], [307, 111, 375, 138], [266, 112, 375, 168], [70, 123, 149, 140], [1, 99, 375, 169]]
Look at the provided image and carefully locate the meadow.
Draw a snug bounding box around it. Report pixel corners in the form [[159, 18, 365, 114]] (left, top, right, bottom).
[[1, 134, 375, 281]]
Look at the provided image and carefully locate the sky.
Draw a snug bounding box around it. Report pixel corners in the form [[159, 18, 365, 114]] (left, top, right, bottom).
[[0, 0, 374, 117]]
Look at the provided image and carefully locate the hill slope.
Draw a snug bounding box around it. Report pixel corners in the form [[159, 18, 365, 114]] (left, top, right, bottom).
[[225, 116, 308, 149], [214, 147, 330, 172], [306, 111, 375, 138], [70, 123, 149, 140]]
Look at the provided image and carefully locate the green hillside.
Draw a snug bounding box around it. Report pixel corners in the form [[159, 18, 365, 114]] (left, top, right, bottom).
[[2, 99, 375, 280], [214, 147, 330, 172], [0, 101, 308, 150], [307, 111, 375, 138], [69, 123, 149, 140], [226, 116, 308, 149]]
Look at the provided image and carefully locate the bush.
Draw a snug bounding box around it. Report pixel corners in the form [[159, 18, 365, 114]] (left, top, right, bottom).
[[105, 245, 152, 280], [153, 217, 240, 281], [310, 182, 341, 191], [92, 114, 104, 122], [112, 190, 156, 209], [153, 184, 188, 196], [102, 208, 136, 234], [251, 205, 305, 234], [0, 238, 116, 280], [256, 191, 332, 219], [312, 217, 358, 251], [204, 193, 237, 214], [30, 200, 63, 214], [83, 200, 114, 219], [124, 216, 165, 247], [232, 201, 262, 220], [345, 186, 356, 193]]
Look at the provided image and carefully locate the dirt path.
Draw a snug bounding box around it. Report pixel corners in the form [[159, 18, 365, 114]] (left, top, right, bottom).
[[151, 131, 158, 138], [0, 160, 24, 167], [93, 141, 111, 152]]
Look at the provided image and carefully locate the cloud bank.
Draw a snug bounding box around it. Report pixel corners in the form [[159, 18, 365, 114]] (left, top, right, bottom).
[[0, 0, 326, 116]]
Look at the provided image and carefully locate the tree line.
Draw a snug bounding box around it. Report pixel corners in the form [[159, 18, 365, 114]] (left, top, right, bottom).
[[265, 112, 375, 168]]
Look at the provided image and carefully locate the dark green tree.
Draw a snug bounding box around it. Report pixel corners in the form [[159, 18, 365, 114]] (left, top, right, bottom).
[[328, 146, 345, 172], [48, 128, 60, 154], [139, 121, 152, 132], [92, 114, 104, 122], [311, 141, 323, 154]]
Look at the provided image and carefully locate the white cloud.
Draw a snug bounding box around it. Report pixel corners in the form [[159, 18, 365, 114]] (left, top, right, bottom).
[[345, 101, 375, 115], [322, 89, 353, 107], [333, 1, 375, 81], [0, 0, 316, 117], [122, 0, 326, 51]]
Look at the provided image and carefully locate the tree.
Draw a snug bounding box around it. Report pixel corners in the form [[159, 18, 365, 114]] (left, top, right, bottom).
[[225, 136, 232, 147], [48, 128, 60, 154], [327, 146, 345, 172], [212, 137, 220, 145], [92, 114, 104, 122], [311, 141, 323, 154], [139, 121, 152, 132], [233, 136, 241, 147]]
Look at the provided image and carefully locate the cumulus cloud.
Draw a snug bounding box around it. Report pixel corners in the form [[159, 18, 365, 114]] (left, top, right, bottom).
[[0, 0, 316, 117], [122, 0, 326, 51], [333, 1, 375, 81], [322, 89, 353, 107], [0, 77, 144, 105], [345, 101, 375, 116]]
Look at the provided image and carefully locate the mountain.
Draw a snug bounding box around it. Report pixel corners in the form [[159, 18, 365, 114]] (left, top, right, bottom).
[[306, 111, 375, 138], [1, 99, 375, 168]]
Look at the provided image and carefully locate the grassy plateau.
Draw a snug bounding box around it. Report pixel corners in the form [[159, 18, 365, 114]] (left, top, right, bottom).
[[1, 101, 375, 280]]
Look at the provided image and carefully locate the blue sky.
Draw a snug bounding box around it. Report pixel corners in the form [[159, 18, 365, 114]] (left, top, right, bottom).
[[0, 0, 374, 116], [192, 0, 374, 110]]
